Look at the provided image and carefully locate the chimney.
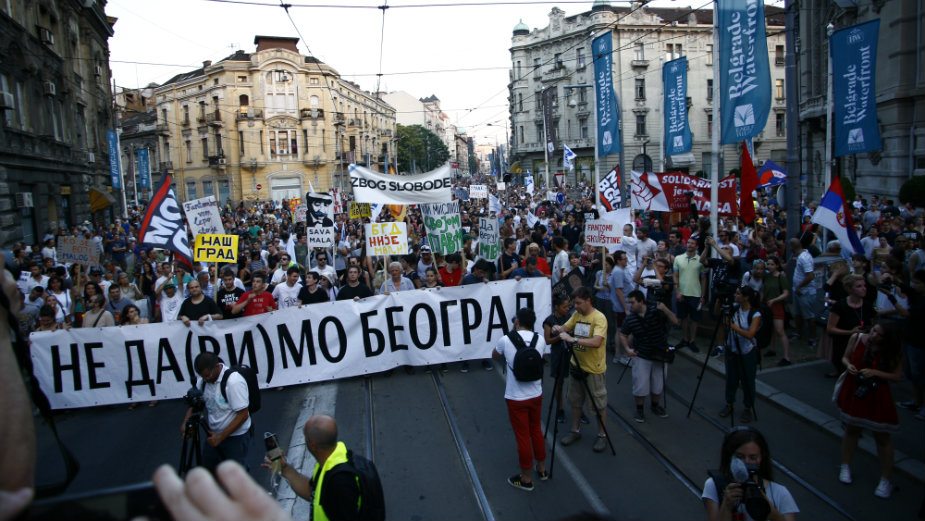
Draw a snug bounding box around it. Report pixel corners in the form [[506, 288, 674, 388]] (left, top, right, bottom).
[[203, 60, 212, 68]]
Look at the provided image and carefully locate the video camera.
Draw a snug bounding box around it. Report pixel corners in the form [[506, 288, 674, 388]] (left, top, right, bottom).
[[185, 386, 205, 413]]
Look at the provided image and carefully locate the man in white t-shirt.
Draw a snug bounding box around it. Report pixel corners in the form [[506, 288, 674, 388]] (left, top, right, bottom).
[[158, 282, 184, 322], [551, 236, 570, 286], [635, 226, 658, 266], [789, 237, 817, 347], [271, 266, 303, 309], [493, 308, 550, 492], [619, 224, 639, 273]]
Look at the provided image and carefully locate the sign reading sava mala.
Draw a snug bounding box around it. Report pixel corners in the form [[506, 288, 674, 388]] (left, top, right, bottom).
[[29, 279, 551, 409], [349, 163, 453, 204]]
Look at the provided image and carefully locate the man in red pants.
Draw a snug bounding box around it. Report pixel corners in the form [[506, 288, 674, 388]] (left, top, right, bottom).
[[493, 308, 550, 491]]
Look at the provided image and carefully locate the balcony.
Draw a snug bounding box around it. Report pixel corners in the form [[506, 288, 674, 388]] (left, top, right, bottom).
[[181, 117, 190, 127], [159, 161, 174, 171], [206, 111, 222, 126], [197, 113, 207, 124], [333, 112, 346, 126], [300, 108, 324, 120], [303, 154, 326, 166], [631, 59, 650, 68], [155, 123, 170, 135], [236, 109, 263, 120], [347, 118, 361, 128], [544, 65, 569, 82], [378, 128, 393, 137]]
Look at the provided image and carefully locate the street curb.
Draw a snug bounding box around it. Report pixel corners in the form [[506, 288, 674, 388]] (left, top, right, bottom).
[[677, 348, 925, 484]]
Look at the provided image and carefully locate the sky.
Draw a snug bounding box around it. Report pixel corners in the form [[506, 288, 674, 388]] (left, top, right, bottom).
[[107, 0, 784, 144]]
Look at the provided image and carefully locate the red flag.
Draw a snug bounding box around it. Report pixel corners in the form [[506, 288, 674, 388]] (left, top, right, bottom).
[[739, 142, 757, 225]]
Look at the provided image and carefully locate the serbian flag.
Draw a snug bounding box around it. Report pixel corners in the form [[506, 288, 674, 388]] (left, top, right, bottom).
[[811, 176, 863, 255], [138, 174, 193, 268], [756, 160, 788, 189], [739, 142, 758, 225]]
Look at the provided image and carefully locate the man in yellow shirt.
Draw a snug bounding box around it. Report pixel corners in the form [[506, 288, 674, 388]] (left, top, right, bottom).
[[555, 286, 609, 452]]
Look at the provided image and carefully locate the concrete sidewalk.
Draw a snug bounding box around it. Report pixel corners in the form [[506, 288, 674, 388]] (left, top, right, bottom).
[[677, 341, 925, 483]]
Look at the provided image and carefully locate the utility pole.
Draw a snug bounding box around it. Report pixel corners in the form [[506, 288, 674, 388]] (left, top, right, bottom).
[[784, 0, 802, 243]]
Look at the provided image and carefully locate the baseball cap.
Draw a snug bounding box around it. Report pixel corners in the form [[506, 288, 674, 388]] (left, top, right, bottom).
[[420, 245, 432, 253], [164, 282, 176, 289]]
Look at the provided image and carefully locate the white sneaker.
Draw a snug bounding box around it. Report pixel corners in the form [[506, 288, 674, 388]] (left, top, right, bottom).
[[874, 478, 893, 499], [838, 464, 852, 484]]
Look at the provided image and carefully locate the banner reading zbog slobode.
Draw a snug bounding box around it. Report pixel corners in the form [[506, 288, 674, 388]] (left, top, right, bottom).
[[349, 163, 453, 204]]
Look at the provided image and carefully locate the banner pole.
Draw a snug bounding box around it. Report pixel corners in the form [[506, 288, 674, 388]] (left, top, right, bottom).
[[709, 7, 720, 238], [822, 23, 835, 248]]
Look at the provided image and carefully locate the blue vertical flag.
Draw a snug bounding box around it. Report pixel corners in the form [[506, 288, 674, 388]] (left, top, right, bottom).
[[831, 20, 881, 157], [136, 147, 150, 190], [106, 129, 122, 190], [592, 31, 621, 156], [717, 0, 772, 145], [663, 56, 692, 156]]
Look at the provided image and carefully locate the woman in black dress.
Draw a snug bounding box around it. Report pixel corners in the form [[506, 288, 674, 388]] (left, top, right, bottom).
[[826, 274, 875, 376]]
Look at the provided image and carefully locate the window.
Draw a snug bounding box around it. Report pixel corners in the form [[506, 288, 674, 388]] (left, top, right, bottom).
[[309, 77, 319, 85], [310, 95, 320, 108], [237, 76, 247, 83], [185, 140, 192, 162], [238, 131, 244, 156], [1, 73, 22, 129], [518, 125, 524, 144], [533, 57, 541, 76], [706, 44, 713, 66], [554, 53, 562, 68], [776, 113, 785, 137], [775, 79, 785, 100], [163, 141, 170, 162], [707, 114, 713, 138], [198, 101, 206, 121], [161, 108, 168, 124], [634, 42, 645, 61], [579, 117, 589, 139], [268, 129, 297, 157], [201, 137, 208, 159], [666, 43, 682, 61], [707, 79, 713, 101], [576, 48, 586, 68], [516, 60, 522, 78], [635, 78, 646, 100], [536, 123, 543, 142], [215, 131, 223, 156], [775, 45, 785, 65], [635, 114, 647, 136], [266, 70, 296, 114], [535, 95, 542, 111], [186, 181, 197, 200], [182, 105, 190, 125], [578, 88, 587, 104], [202, 179, 214, 197], [518, 93, 523, 112], [218, 180, 230, 205]]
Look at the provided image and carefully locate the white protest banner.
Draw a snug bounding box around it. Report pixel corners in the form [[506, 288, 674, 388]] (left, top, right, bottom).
[[365, 222, 408, 256], [469, 184, 488, 199], [524, 175, 535, 195], [57, 236, 99, 266], [478, 217, 500, 261], [30, 279, 551, 409], [547, 191, 558, 202], [349, 163, 453, 204], [496, 182, 506, 191], [420, 202, 462, 255], [295, 205, 307, 222], [584, 220, 623, 250], [526, 211, 539, 229], [182, 196, 224, 237]]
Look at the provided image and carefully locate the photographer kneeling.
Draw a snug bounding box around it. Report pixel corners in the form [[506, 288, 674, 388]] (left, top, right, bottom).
[[702, 427, 799, 521], [181, 352, 252, 472], [620, 290, 680, 423]]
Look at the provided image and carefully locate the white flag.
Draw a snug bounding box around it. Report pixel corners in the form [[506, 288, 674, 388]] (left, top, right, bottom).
[[563, 144, 577, 170]]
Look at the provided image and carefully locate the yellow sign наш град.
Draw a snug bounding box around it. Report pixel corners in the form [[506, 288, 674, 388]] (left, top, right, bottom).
[[194, 234, 238, 263]]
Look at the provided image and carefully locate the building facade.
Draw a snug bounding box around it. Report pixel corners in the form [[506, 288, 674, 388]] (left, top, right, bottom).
[[799, 0, 925, 201], [508, 2, 786, 187], [153, 36, 397, 205], [0, 0, 116, 247], [381, 91, 457, 158]]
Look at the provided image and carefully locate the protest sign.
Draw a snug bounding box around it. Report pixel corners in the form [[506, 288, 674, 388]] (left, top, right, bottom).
[[182, 196, 224, 237], [349, 164, 453, 204], [585, 220, 624, 250], [496, 182, 506, 191], [469, 184, 488, 199], [365, 222, 408, 256], [420, 202, 462, 255], [29, 279, 551, 409], [295, 205, 307, 222], [478, 217, 500, 261], [193, 234, 238, 263], [349, 202, 371, 219], [57, 237, 99, 266], [631, 171, 738, 216]]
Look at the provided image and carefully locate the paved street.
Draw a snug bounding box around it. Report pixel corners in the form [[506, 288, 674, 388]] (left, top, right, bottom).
[[34, 326, 924, 520]]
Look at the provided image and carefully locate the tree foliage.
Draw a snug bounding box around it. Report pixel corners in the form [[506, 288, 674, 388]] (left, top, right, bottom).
[[395, 124, 449, 173], [839, 176, 857, 204], [899, 175, 925, 208]]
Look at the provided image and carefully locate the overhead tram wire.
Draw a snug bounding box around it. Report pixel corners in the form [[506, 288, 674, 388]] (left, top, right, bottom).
[[201, 0, 632, 9]]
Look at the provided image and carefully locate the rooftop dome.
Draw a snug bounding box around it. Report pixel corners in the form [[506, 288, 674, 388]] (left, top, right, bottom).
[[592, 0, 614, 12], [513, 19, 530, 36]]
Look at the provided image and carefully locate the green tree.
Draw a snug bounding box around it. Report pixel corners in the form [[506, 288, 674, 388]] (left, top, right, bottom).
[[396, 124, 449, 173], [899, 175, 925, 208]]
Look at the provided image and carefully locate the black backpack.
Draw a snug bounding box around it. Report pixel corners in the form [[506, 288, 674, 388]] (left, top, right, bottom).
[[748, 306, 774, 352], [507, 331, 544, 382], [327, 451, 386, 521], [219, 365, 262, 414]]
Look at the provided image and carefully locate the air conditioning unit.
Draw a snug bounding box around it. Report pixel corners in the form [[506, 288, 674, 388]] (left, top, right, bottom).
[[87, 151, 96, 163], [218, 158, 226, 165], [43, 81, 56, 96], [39, 27, 55, 45], [15, 192, 34, 208], [0, 92, 14, 109]]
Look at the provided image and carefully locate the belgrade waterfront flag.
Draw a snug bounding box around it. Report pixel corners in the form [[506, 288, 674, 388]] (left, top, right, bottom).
[[136, 147, 151, 190], [756, 160, 787, 189], [106, 129, 122, 190], [138, 174, 193, 267], [717, 0, 771, 145], [739, 142, 758, 225], [811, 176, 863, 255], [831, 20, 882, 157], [663, 57, 692, 156], [592, 31, 620, 157]]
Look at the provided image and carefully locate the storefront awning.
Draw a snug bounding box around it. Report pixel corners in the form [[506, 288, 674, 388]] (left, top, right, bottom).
[[89, 187, 116, 213]]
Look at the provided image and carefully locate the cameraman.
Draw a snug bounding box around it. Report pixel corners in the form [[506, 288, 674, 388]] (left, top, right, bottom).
[[181, 352, 252, 472], [634, 257, 674, 307], [620, 290, 679, 423], [702, 236, 739, 355]]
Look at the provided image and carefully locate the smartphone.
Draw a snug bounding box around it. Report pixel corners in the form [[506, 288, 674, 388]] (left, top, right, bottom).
[[265, 432, 283, 473], [20, 482, 169, 521]]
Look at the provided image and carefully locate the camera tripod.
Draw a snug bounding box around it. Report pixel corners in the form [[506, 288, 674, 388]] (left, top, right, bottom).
[[179, 412, 205, 476], [686, 297, 758, 427], [544, 343, 616, 479]]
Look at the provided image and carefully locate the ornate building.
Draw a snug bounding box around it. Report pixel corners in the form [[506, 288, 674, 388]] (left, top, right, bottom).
[[153, 35, 397, 204], [508, 2, 786, 186], [0, 0, 116, 246]]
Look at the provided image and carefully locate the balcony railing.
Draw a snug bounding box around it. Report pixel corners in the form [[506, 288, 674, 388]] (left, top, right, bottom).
[[206, 111, 222, 125], [300, 108, 325, 120], [155, 123, 170, 135], [333, 112, 346, 125], [159, 161, 174, 171], [236, 109, 263, 120]]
